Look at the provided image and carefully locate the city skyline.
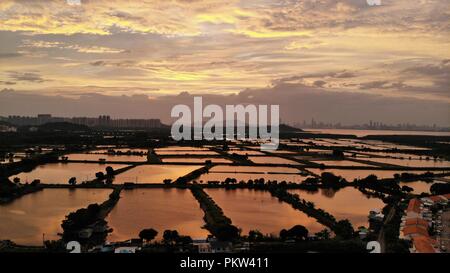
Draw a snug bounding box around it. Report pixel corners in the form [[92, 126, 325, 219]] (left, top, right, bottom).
[[1, 114, 449, 132]]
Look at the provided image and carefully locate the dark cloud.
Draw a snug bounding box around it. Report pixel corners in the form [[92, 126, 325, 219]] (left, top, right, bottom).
[[271, 70, 357, 86], [313, 80, 327, 87], [400, 60, 450, 96], [359, 80, 413, 91], [1, 83, 448, 126], [0, 52, 22, 58], [271, 75, 304, 85], [108, 11, 143, 22], [7, 71, 46, 83], [89, 60, 137, 68], [334, 71, 356, 78], [90, 60, 106, 66], [404, 61, 450, 77], [0, 81, 16, 85], [359, 80, 390, 90]]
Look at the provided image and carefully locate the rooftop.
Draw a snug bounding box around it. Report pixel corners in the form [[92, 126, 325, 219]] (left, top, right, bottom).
[[412, 236, 438, 253], [405, 218, 428, 228], [402, 226, 429, 237], [407, 199, 421, 214]]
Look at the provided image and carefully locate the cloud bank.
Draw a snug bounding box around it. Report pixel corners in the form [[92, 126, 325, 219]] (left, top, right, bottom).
[[1, 84, 448, 126]]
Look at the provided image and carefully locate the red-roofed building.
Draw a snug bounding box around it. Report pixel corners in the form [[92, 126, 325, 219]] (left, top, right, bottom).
[[429, 196, 446, 203], [400, 195, 448, 253], [406, 199, 422, 218], [405, 218, 429, 228], [402, 226, 429, 239], [411, 236, 438, 253]]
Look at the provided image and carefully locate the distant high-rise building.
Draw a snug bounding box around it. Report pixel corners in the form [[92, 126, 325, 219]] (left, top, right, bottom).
[[2, 115, 164, 129]]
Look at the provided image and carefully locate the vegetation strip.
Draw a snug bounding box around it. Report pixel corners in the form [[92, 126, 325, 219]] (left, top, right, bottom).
[[267, 186, 355, 239], [190, 185, 239, 241], [60, 186, 122, 248]]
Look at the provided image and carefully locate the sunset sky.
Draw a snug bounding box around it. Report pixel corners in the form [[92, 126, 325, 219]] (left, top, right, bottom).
[[0, 0, 449, 124]]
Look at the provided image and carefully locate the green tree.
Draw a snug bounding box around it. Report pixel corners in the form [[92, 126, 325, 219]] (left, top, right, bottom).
[[68, 177, 77, 185], [216, 225, 240, 241], [139, 228, 158, 243], [321, 172, 344, 188], [95, 172, 105, 180], [430, 183, 450, 195], [163, 230, 179, 244], [315, 229, 331, 240], [177, 235, 193, 245], [105, 166, 115, 177], [279, 229, 288, 240], [163, 179, 172, 185], [248, 230, 264, 242], [288, 225, 309, 241], [401, 185, 414, 193], [31, 179, 41, 186], [335, 219, 354, 239]]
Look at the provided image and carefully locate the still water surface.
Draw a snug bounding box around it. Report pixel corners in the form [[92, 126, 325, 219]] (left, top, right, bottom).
[[306, 168, 430, 181], [304, 129, 450, 137], [288, 187, 384, 228], [0, 189, 112, 245], [11, 163, 128, 184], [206, 189, 325, 236], [106, 189, 209, 241], [66, 153, 147, 162], [113, 165, 202, 183]]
